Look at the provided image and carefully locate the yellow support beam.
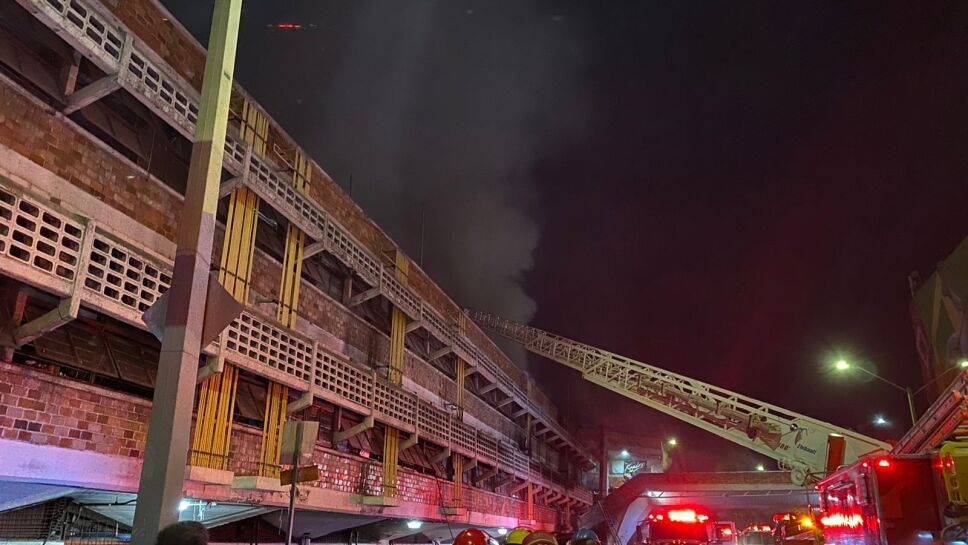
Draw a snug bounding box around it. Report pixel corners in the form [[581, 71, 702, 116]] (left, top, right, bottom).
[[191, 98, 267, 469], [259, 151, 312, 477], [276, 151, 310, 328], [452, 452, 463, 507], [259, 381, 288, 477], [527, 482, 534, 521], [190, 364, 238, 469], [452, 313, 466, 506], [381, 252, 408, 498]]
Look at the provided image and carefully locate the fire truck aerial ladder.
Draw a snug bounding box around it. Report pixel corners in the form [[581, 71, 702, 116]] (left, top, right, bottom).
[[468, 311, 890, 485]]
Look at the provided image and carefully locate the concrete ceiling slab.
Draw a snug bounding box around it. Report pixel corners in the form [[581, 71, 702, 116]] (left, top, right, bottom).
[[0, 481, 75, 512]]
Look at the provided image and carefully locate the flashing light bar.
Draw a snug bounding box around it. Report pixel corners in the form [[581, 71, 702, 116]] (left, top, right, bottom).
[[820, 514, 864, 529]]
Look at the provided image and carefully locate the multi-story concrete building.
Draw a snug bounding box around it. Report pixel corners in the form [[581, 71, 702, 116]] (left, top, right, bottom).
[[0, 0, 593, 541]]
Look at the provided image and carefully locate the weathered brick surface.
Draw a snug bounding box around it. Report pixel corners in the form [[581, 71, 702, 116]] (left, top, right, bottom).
[[0, 362, 148, 457], [0, 81, 180, 241], [0, 363, 558, 520], [97, 0, 552, 406], [1, 0, 577, 468], [102, 0, 206, 91]]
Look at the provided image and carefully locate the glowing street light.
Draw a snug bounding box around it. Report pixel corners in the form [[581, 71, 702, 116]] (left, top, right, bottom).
[[620, 449, 629, 458], [834, 355, 968, 428], [755, 464, 765, 471], [406, 520, 423, 530], [873, 415, 888, 427], [834, 358, 916, 427], [667, 438, 677, 447]]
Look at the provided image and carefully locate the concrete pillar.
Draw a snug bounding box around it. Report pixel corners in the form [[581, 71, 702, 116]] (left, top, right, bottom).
[[130, 1, 242, 542]]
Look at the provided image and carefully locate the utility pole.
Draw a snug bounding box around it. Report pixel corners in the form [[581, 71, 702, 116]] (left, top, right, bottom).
[[130, 1, 242, 544]]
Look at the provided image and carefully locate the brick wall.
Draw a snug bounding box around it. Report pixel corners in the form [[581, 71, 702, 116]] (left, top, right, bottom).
[[0, 7, 570, 457], [0, 363, 558, 519], [95, 0, 554, 410], [0, 362, 149, 457], [0, 79, 180, 241]]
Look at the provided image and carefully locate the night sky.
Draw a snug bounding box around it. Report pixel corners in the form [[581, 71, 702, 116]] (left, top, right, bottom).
[[162, 1, 968, 471]]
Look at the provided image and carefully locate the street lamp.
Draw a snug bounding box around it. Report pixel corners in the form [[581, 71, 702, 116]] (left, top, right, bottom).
[[834, 360, 916, 426], [873, 415, 889, 427], [667, 438, 677, 447], [620, 449, 630, 458], [755, 464, 765, 471], [835, 358, 968, 428]]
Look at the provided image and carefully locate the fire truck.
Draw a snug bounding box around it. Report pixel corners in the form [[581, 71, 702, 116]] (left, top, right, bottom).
[[634, 506, 737, 545]]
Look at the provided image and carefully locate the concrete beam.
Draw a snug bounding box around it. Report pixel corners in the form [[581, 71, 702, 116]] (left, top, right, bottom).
[[431, 447, 452, 465], [473, 467, 498, 484], [303, 241, 325, 260], [400, 433, 419, 451], [219, 176, 244, 198], [478, 383, 499, 396], [333, 415, 374, 443], [405, 321, 423, 333], [196, 348, 225, 384], [348, 287, 380, 307], [509, 480, 529, 495], [287, 389, 314, 413], [496, 396, 515, 408], [64, 74, 120, 114], [462, 458, 478, 473], [511, 408, 529, 419], [429, 345, 453, 361], [5, 222, 94, 347]]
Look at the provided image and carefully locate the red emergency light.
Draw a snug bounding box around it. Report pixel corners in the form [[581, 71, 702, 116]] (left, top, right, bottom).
[[876, 458, 891, 468], [649, 508, 710, 524], [275, 23, 303, 30]]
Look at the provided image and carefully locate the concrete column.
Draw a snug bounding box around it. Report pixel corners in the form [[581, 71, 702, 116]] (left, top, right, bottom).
[[130, 1, 242, 543]]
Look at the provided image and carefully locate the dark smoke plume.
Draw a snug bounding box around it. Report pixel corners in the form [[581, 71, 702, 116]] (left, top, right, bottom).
[[162, 1, 585, 366]]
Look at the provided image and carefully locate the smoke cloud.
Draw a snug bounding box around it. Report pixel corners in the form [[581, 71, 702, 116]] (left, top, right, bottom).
[[163, 1, 585, 365], [304, 3, 583, 334]]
